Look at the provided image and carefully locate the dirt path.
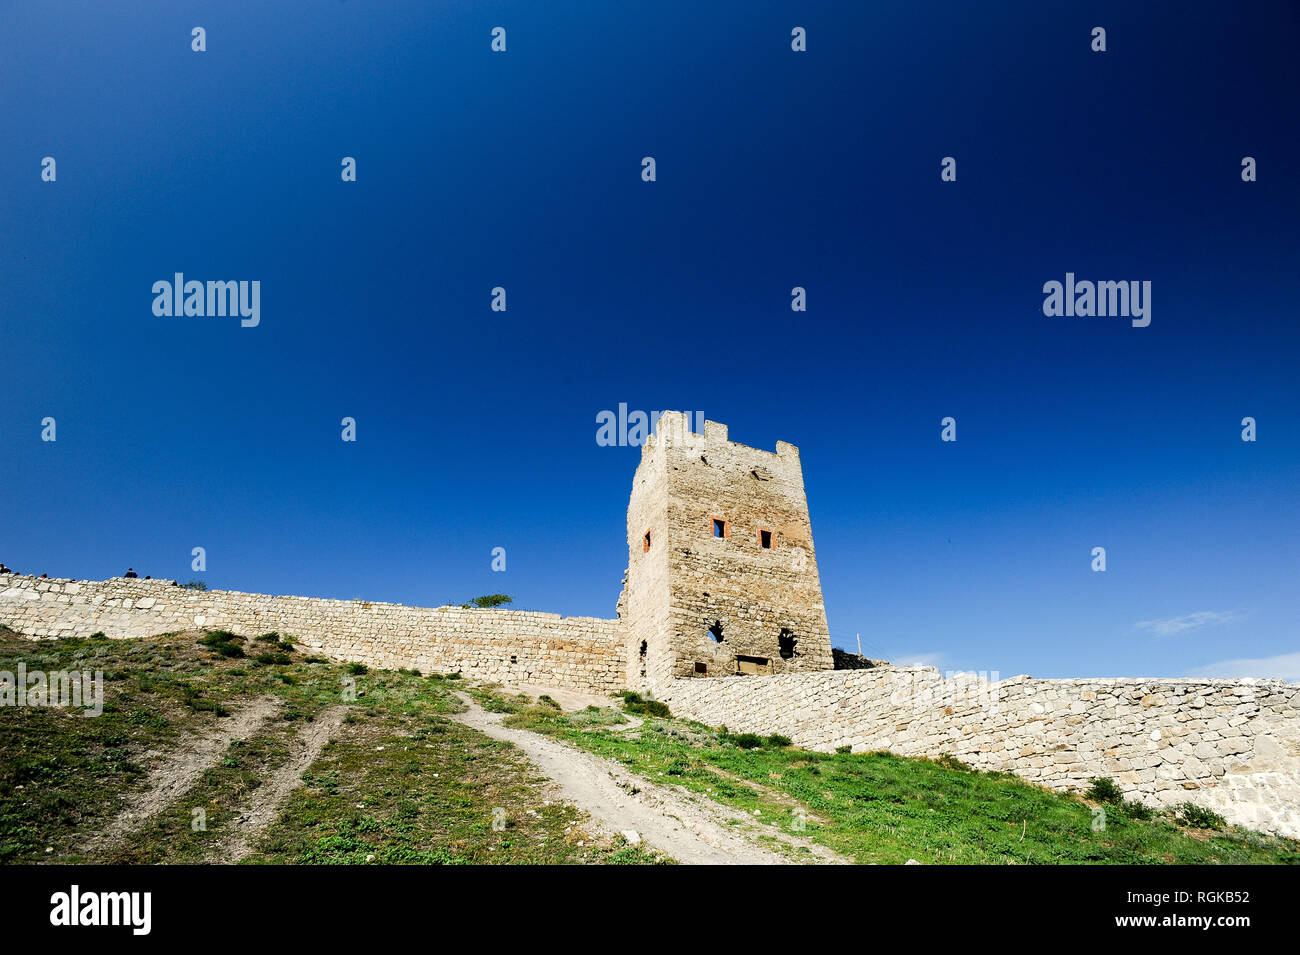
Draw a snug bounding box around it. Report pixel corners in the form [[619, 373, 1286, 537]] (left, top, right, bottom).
[[451, 695, 847, 865], [208, 706, 347, 863], [80, 695, 281, 857]]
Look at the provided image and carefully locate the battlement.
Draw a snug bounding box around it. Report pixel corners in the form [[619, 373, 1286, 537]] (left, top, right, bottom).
[[644, 412, 800, 460]]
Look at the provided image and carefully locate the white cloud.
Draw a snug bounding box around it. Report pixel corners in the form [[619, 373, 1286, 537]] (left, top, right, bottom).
[[1136, 610, 1240, 637], [1185, 652, 1300, 682]]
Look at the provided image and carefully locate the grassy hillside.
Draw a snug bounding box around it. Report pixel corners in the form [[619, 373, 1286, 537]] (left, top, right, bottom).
[[485, 691, 1300, 865], [2, 626, 1296, 865], [0, 628, 657, 865]]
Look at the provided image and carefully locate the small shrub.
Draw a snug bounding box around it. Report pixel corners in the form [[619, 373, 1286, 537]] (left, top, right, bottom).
[[1174, 802, 1225, 829], [255, 652, 292, 666], [620, 691, 671, 718], [89, 631, 108, 640], [1086, 777, 1124, 804], [346, 662, 369, 675], [732, 733, 763, 750], [181, 580, 207, 590], [537, 695, 561, 709], [1120, 799, 1155, 821], [255, 632, 282, 644], [462, 594, 513, 609], [767, 734, 792, 748], [216, 643, 245, 658], [835, 745, 851, 754]]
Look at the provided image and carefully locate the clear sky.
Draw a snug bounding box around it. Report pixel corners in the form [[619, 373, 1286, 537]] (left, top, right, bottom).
[[2, 1, 1297, 681]]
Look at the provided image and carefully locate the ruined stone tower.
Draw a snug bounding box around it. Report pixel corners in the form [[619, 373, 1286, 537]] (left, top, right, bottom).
[[620, 412, 835, 691]]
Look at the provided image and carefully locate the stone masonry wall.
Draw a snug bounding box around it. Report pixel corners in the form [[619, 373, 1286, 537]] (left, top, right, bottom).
[[6, 571, 1296, 839], [0, 574, 623, 695], [659, 666, 1300, 840]]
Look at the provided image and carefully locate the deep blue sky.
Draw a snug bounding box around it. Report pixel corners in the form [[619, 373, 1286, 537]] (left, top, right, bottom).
[[3, 1, 1297, 680]]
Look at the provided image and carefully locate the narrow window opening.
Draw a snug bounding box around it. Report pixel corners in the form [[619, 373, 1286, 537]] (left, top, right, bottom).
[[643, 529, 652, 552], [509, 655, 517, 664], [778, 628, 797, 659], [708, 620, 724, 643], [760, 529, 773, 549], [639, 640, 647, 657], [712, 518, 727, 538], [694, 661, 708, 674]]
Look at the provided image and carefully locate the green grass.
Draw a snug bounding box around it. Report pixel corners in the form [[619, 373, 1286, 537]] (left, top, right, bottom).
[[485, 689, 1300, 865], [0, 628, 664, 865]]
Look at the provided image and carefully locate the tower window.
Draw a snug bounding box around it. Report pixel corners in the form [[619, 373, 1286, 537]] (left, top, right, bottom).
[[643, 529, 652, 552], [778, 628, 797, 659], [711, 518, 728, 538], [759, 528, 773, 549], [694, 661, 708, 674], [708, 620, 724, 643]]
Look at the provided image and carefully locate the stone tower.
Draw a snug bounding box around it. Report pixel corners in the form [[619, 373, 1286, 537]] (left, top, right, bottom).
[[620, 412, 835, 691]]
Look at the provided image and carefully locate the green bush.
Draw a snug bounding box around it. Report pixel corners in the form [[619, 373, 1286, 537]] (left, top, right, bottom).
[[1086, 777, 1124, 804], [732, 733, 763, 749], [619, 692, 671, 718], [1174, 802, 1225, 829], [345, 662, 368, 675], [766, 734, 793, 748], [1120, 799, 1155, 821]]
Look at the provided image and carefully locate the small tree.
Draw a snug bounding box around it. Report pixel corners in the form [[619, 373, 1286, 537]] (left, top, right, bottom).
[[462, 594, 513, 609]]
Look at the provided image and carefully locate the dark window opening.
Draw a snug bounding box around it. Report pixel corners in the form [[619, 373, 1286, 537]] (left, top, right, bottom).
[[760, 529, 773, 549], [639, 640, 647, 657], [778, 628, 797, 659], [694, 661, 708, 674], [643, 530, 652, 552], [509, 655, 517, 664], [708, 620, 724, 643], [712, 518, 727, 538]]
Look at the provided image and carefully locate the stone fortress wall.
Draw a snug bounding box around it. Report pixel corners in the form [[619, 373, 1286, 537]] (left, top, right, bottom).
[[0, 573, 622, 694], [4, 571, 1298, 838], [659, 666, 1300, 839]]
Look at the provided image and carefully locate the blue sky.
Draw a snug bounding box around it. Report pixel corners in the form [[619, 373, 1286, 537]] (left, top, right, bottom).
[[2, 1, 1297, 680]]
